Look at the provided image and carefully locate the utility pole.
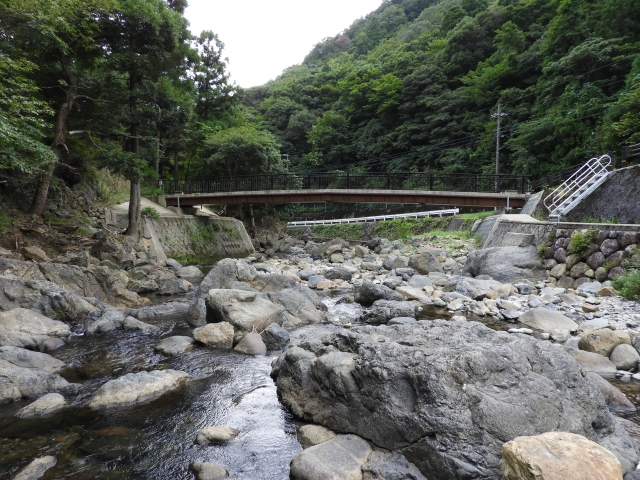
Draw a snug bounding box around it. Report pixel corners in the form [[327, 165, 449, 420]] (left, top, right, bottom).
[[491, 104, 507, 191]]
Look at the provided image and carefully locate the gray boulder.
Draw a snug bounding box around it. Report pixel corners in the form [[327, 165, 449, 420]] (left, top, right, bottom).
[[361, 300, 418, 325], [0, 359, 70, 403], [135, 301, 191, 322], [190, 462, 229, 480], [15, 392, 67, 418], [268, 287, 327, 324], [462, 245, 546, 283], [155, 336, 195, 356], [299, 269, 316, 281], [234, 332, 267, 356], [195, 425, 239, 445], [324, 267, 353, 281], [205, 289, 284, 332], [87, 369, 189, 408], [455, 277, 503, 300], [610, 344, 640, 371], [571, 350, 617, 374], [0, 346, 65, 373], [122, 316, 158, 333], [0, 308, 70, 348], [175, 265, 203, 282], [193, 322, 234, 348], [307, 275, 324, 289], [261, 323, 290, 352], [586, 372, 635, 412], [354, 281, 404, 306], [518, 308, 579, 331], [290, 434, 372, 480], [86, 309, 127, 334], [273, 320, 639, 478], [383, 255, 409, 270], [362, 451, 427, 480], [165, 258, 183, 270], [408, 252, 443, 275], [156, 277, 190, 295]]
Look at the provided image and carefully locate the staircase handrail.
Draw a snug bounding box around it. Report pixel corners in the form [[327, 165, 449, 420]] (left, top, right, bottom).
[[543, 154, 612, 216]]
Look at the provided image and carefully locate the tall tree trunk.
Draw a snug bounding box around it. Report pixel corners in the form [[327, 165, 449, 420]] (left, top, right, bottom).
[[30, 57, 78, 215], [126, 71, 141, 240]]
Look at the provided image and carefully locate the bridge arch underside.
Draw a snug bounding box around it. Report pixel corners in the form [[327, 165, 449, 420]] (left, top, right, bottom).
[[163, 189, 527, 208]]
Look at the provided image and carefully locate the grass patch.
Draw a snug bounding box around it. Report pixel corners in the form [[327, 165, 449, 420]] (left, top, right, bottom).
[[373, 217, 452, 241], [95, 169, 130, 207], [0, 212, 14, 233], [306, 223, 364, 241], [141, 207, 160, 219], [568, 228, 598, 257], [456, 211, 493, 221], [612, 270, 640, 300]]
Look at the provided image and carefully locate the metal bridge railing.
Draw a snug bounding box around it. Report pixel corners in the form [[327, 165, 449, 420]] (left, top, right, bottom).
[[287, 208, 460, 226], [159, 173, 531, 195]]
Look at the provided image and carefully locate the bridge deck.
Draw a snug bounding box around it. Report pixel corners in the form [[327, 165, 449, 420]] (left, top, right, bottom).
[[160, 189, 528, 208]]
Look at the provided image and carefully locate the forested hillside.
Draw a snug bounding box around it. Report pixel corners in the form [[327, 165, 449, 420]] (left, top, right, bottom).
[[245, 0, 640, 178], [0, 0, 283, 238]]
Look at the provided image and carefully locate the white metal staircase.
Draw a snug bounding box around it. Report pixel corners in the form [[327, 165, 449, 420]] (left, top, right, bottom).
[[543, 154, 613, 221]]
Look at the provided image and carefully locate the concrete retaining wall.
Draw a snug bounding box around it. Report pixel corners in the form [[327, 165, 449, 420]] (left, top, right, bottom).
[[145, 216, 254, 265]]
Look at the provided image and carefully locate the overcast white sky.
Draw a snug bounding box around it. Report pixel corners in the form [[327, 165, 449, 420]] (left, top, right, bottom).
[[184, 0, 383, 88]]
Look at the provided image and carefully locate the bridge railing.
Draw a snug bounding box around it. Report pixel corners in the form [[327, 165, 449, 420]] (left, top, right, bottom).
[[159, 173, 531, 195]]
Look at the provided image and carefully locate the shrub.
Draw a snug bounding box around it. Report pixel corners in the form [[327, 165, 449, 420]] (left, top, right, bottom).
[[567, 228, 598, 256], [141, 207, 160, 219], [612, 270, 640, 300]]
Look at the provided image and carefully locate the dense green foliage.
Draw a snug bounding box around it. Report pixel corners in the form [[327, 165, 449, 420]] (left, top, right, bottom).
[[567, 228, 598, 256], [612, 270, 640, 301], [245, 0, 640, 178]]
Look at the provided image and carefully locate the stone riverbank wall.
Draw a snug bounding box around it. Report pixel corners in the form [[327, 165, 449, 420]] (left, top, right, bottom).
[[144, 216, 254, 265]]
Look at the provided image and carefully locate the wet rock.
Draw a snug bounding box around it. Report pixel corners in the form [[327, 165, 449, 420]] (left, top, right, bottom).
[[394, 286, 431, 303], [15, 393, 67, 418], [324, 267, 353, 281], [136, 301, 191, 322], [502, 432, 622, 480], [87, 369, 189, 408], [586, 373, 635, 412], [261, 323, 290, 352], [12, 455, 57, 480], [289, 434, 372, 480], [195, 426, 239, 445], [41, 338, 65, 351], [610, 344, 640, 371], [361, 451, 427, 480], [518, 308, 578, 332], [388, 317, 417, 326], [274, 320, 639, 478], [0, 346, 65, 373], [571, 350, 617, 374], [234, 332, 267, 355], [165, 258, 183, 270], [577, 281, 603, 295], [297, 424, 337, 447], [190, 462, 229, 480], [0, 359, 70, 403], [122, 316, 158, 333], [193, 322, 234, 348], [408, 252, 443, 275], [127, 278, 160, 294], [579, 328, 631, 357], [206, 289, 284, 332], [354, 280, 404, 306], [249, 273, 297, 292], [21, 246, 50, 263], [0, 308, 70, 348], [155, 336, 195, 355], [463, 245, 546, 283]]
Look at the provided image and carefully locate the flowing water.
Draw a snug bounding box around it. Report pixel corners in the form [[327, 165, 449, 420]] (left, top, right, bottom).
[[0, 287, 636, 479]]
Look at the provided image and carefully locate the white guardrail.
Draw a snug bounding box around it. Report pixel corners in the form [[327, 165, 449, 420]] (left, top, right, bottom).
[[287, 208, 459, 227]]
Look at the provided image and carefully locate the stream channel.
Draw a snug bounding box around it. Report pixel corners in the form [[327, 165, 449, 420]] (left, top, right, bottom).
[[1, 288, 639, 479]]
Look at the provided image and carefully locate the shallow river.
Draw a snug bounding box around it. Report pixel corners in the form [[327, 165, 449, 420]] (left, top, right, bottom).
[[0, 291, 635, 479]]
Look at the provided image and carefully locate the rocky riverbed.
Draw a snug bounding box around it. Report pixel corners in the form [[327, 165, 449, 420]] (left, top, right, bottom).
[[2, 230, 640, 479]]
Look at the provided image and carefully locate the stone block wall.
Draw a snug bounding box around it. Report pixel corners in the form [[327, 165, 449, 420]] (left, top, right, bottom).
[[147, 216, 254, 265], [542, 229, 640, 289]]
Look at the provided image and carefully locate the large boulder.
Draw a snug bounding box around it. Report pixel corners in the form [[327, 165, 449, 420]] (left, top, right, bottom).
[[0, 346, 65, 373], [272, 320, 639, 478], [579, 328, 631, 358], [268, 287, 327, 325], [186, 259, 257, 327], [155, 336, 195, 356], [193, 322, 234, 348], [463, 245, 546, 283], [0, 359, 70, 403], [135, 301, 191, 322], [502, 432, 623, 480], [15, 392, 67, 418], [0, 308, 70, 349], [361, 300, 419, 325], [586, 372, 636, 412], [518, 309, 579, 332], [571, 350, 617, 374], [408, 252, 443, 275], [205, 289, 284, 332], [12, 456, 57, 480], [454, 277, 503, 300], [325, 267, 353, 281], [87, 369, 189, 408], [289, 434, 372, 480], [354, 281, 404, 306]]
